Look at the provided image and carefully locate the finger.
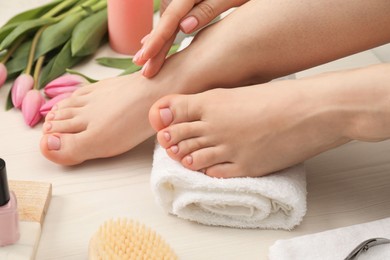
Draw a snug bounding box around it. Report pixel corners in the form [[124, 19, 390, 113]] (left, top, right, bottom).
[[141, 0, 197, 61], [180, 0, 243, 34], [142, 32, 177, 78]]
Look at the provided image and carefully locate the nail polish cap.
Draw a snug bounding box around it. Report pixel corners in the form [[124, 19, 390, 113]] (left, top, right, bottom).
[[0, 158, 10, 206]]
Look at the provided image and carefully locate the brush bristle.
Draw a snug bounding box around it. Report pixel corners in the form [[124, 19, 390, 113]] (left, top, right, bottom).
[[89, 218, 177, 260]]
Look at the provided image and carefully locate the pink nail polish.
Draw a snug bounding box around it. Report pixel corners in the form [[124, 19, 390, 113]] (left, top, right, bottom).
[[159, 108, 173, 126], [180, 16, 198, 33], [163, 131, 171, 141], [170, 145, 179, 154], [47, 135, 61, 151], [141, 61, 149, 76], [133, 48, 143, 63], [0, 159, 20, 247], [107, 0, 153, 55], [185, 155, 193, 165]]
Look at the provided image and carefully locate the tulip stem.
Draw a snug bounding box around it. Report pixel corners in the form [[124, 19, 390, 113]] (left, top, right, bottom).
[[33, 56, 45, 90], [0, 36, 25, 64], [25, 26, 46, 76], [43, 0, 79, 18]]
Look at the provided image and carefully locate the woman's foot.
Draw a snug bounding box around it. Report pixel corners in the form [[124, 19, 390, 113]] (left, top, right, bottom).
[[149, 65, 390, 178], [40, 73, 161, 165]]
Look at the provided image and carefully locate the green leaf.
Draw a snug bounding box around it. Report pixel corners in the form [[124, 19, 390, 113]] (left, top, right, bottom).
[[95, 57, 135, 70], [168, 44, 180, 55], [35, 12, 85, 59], [153, 0, 161, 13], [0, 17, 56, 51], [66, 69, 98, 83], [71, 9, 108, 57], [2, 0, 62, 26], [5, 87, 14, 111], [5, 39, 32, 76], [39, 40, 83, 88], [119, 63, 142, 76]]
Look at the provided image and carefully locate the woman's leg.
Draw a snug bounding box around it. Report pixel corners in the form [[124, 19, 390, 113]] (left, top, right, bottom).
[[41, 0, 390, 165]]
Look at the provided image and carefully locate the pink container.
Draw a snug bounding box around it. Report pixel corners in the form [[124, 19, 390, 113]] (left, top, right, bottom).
[[0, 159, 20, 247], [107, 0, 153, 55]]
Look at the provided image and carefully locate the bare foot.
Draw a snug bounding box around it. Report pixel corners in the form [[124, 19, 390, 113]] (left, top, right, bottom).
[[148, 76, 356, 178], [40, 74, 159, 165]]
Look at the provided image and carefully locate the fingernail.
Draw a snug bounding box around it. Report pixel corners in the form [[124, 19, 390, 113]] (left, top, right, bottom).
[[163, 131, 171, 141], [185, 155, 193, 165], [47, 135, 61, 150], [133, 48, 143, 63], [170, 145, 179, 154], [141, 60, 149, 76], [180, 16, 198, 34], [140, 33, 150, 44], [159, 108, 173, 126]]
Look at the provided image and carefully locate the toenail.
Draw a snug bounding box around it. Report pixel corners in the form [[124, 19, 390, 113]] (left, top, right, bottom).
[[47, 135, 61, 150], [46, 112, 55, 121], [185, 155, 193, 165], [160, 108, 173, 126], [170, 145, 178, 154], [43, 122, 52, 132], [163, 131, 171, 141]]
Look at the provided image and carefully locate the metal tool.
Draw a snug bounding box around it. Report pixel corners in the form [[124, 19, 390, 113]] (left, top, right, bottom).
[[344, 237, 390, 260]]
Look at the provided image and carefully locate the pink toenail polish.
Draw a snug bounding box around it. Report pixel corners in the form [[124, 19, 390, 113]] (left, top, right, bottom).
[[170, 145, 178, 154], [47, 135, 61, 151], [163, 131, 171, 141], [43, 122, 52, 132], [160, 108, 173, 126], [185, 155, 193, 165]]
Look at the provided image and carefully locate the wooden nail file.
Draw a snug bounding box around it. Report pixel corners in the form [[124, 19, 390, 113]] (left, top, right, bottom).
[[0, 181, 52, 260]]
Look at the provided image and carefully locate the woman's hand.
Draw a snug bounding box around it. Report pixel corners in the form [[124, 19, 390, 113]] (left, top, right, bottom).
[[134, 0, 249, 78]]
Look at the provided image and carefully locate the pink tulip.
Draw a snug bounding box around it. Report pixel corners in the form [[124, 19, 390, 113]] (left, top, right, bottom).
[[11, 74, 34, 109], [40, 92, 72, 116], [44, 74, 86, 98], [0, 63, 7, 87], [21, 90, 45, 127]]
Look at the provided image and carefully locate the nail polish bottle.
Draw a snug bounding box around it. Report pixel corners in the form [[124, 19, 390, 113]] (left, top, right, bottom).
[[107, 0, 153, 55], [0, 158, 20, 247]]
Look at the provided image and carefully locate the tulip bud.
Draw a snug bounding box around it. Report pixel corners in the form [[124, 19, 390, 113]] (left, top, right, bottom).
[[21, 90, 45, 127], [0, 63, 7, 87], [40, 92, 72, 116], [11, 74, 34, 109], [44, 74, 86, 98]]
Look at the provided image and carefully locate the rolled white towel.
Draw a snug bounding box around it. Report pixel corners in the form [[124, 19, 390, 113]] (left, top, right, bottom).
[[150, 144, 307, 230]]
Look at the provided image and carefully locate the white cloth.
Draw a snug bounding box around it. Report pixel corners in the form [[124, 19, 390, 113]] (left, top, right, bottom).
[[150, 144, 307, 230], [269, 217, 390, 260]]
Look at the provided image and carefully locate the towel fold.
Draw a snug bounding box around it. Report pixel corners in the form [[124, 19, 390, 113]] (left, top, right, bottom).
[[269, 217, 390, 260], [150, 144, 307, 230]]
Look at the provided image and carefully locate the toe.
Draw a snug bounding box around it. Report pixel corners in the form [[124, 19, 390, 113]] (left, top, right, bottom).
[[182, 146, 228, 172], [45, 107, 78, 122], [156, 121, 204, 147], [40, 131, 100, 166], [149, 94, 202, 131], [43, 117, 87, 134], [166, 136, 210, 162]]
